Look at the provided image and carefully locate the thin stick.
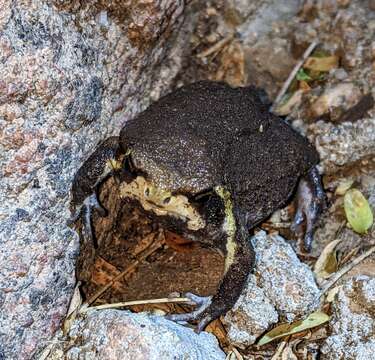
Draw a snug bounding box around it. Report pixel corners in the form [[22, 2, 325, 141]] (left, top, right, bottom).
[[271, 41, 318, 112], [196, 33, 234, 59], [82, 239, 164, 307], [320, 245, 375, 297], [270, 339, 288, 360], [80, 297, 192, 313]]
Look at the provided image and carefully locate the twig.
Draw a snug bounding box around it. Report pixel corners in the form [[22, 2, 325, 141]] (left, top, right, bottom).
[[80, 297, 191, 313], [263, 222, 292, 229], [82, 237, 165, 308], [271, 41, 318, 113], [320, 245, 375, 297], [270, 338, 289, 360], [196, 33, 234, 59]]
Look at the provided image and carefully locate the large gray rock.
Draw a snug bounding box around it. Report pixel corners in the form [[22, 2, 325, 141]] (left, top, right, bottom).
[[223, 274, 278, 348], [0, 1, 191, 358], [223, 231, 320, 347], [321, 276, 375, 360], [61, 310, 226, 360], [252, 231, 320, 320]]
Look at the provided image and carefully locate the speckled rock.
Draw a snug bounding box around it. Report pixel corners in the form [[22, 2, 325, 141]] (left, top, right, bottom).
[[223, 274, 278, 348], [308, 118, 375, 173], [252, 231, 320, 320], [321, 276, 375, 360], [56, 310, 225, 360], [223, 231, 320, 347], [237, 0, 301, 95], [0, 1, 191, 358], [310, 83, 362, 119]]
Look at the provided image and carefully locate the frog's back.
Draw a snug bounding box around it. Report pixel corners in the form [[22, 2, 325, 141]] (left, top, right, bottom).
[[120, 82, 269, 190], [120, 81, 318, 201]]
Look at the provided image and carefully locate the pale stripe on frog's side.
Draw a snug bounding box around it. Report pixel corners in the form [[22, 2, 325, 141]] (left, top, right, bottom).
[[214, 186, 237, 273], [119, 176, 206, 231]]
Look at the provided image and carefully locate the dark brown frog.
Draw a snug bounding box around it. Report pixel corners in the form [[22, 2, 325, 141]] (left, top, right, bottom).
[[70, 81, 325, 332]]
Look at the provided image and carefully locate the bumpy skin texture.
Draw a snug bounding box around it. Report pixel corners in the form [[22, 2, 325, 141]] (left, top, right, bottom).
[[122, 81, 318, 221], [71, 136, 121, 208], [71, 81, 321, 331]]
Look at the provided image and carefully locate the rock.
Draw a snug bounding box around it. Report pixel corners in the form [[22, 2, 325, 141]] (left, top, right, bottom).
[[252, 231, 320, 321], [244, 37, 297, 92], [310, 83, 362, 119], [223, 231, 320, 346], [59, 310, 225, 360], [321, 276, 375, 360], [237, 0, 301, 45], [308, 118, 375, 172], [0, 1, 193, 358], [223, 274, 278, 348]]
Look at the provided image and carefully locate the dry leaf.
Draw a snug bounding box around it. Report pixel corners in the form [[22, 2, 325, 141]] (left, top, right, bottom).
[[226, 349, 244, 360], [91, 257, 127, 292], [66, 282, 82, 318], [132, 232, 157, 256], [281, 345, 298, 360], [314, 239, 341, 280], [63, 283, 82, 334], [299, 80, 311, 91], [257, 311, 330, 346], [335, 179, 354, 196], [326, 285, 342, 303], [304, 56, 339, 72], [271, 341, 288, 360], [344, 189, 373, 234], [274, 90, 304, 116]]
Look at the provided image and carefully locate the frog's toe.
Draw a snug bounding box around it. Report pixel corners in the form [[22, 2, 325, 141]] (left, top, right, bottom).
[[166, 293, 213, 332], [291, 207, 304, 236], [85, 193, 107, 217], [67, 207, 82, 226], [293, 166, 326, 251]]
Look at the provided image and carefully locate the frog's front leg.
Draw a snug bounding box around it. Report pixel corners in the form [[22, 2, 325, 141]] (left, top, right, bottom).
[[291, 166, 326, 251], [167, 188, 255, 333], [69, 136, 123, 244]]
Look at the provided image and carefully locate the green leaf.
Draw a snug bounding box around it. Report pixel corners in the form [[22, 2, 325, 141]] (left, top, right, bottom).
[[257, 311, 330, 346], [296, 68, 312, 81], [344, 189, 374, 234]]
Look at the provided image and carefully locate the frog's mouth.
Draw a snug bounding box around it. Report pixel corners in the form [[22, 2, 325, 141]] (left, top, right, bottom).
[[119, 176, 206, 231]]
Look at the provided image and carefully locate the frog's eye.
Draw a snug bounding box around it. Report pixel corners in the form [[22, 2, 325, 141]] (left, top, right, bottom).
[[163, 197, 171, 205], [144, 188, 150, 197]]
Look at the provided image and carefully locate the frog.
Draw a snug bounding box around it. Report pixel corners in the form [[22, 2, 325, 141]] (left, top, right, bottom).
[[69, 81, 326, 332]]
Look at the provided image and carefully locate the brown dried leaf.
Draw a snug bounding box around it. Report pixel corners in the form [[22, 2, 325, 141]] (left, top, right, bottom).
[[314, 239, 341, 281], [304, 56, 339, 71], [257, 311, 330, 346], [226, 350, 244, 360], [91, 257, 127, 292], [274, 90, 304, 116], [131, 232, 157, 256], [335, 178, 354, 196]]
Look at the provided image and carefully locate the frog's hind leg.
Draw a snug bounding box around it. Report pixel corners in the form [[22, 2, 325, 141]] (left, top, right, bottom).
[[166, 188, 255, 333], [291, 166, 326, 251], [166, 231, 254, 333]]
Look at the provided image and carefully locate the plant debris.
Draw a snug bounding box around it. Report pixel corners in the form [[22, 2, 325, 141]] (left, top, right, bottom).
[[314, 239, 341, 282], [344, 189, 373, 234], [257, 311, 330, 346], [304, 55, 339, 72]]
